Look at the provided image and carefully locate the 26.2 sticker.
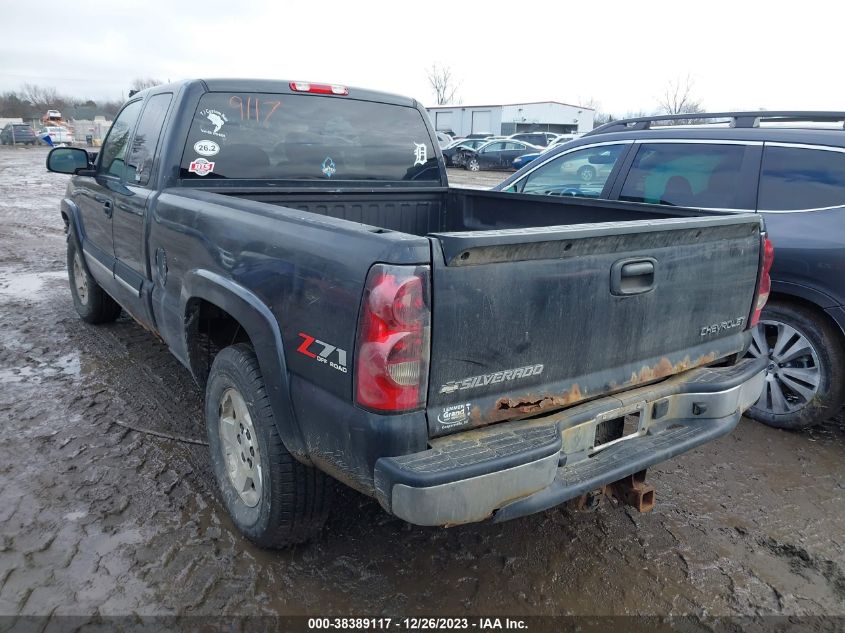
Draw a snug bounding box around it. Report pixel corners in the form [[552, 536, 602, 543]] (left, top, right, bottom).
[[193, 140, 220, 156]]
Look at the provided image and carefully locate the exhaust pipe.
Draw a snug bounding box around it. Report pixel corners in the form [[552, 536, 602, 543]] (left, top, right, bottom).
[[609, 469, 655, 513]]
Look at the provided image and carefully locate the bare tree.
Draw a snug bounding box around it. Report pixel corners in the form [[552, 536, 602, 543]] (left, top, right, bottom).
[[20, 83, 63, 110], [131, 77, 163, 92], [658, 75, 704, 122], [578, 97, 613, 126], [426, 64, 460, 105]]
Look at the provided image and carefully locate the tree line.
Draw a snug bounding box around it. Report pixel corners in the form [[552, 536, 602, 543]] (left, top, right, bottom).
[[426, 66, 705, 126], [0, 78, 162, 120]]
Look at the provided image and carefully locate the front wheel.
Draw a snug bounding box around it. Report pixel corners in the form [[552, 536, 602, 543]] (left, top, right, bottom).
[[206, 344, 332, 548], [745, 301, 845, 429], [466, 157, 480, 172], [67, 237, 121, 324]]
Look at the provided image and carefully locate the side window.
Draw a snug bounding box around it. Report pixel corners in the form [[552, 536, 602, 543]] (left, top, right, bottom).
[[759, 146, 845, 211], [98, 100, 143, 179], [482, 142, 504, 153], [513, 144, 626, 198], [126, 93, 173, 186], [619, 143, 748, 208]]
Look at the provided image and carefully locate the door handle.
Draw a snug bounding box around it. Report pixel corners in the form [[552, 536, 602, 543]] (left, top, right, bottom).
[[102, 200, 113, 218], [621, 261, 654, 278], [611, 258, 657, 296]]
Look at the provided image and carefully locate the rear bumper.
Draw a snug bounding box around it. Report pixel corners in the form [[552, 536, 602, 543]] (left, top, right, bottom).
[[374, 357, 766, 526]]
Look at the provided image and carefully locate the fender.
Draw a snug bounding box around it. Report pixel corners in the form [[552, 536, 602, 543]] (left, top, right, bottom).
[[771, 279, 839, 309], [60, 197, 92, 274], [180, 269, 311, 464]]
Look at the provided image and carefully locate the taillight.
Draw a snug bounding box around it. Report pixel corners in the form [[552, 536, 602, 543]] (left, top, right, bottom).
[[751, 236, 774, 326], [355, 265, 431, 412], [289, 81, 348, 95]]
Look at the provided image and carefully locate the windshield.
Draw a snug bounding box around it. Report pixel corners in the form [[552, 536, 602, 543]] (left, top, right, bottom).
[[180, 92, 441, 182]]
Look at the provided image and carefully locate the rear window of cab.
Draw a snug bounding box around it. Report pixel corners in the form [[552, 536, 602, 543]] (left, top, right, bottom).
[[180, 92, 440, 182]]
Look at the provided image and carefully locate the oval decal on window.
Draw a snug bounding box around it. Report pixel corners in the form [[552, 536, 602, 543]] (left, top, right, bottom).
[[193, 140, 220, 157]]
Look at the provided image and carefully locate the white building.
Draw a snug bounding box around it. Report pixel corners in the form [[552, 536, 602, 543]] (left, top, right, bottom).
[[427, 101, 595, 137]]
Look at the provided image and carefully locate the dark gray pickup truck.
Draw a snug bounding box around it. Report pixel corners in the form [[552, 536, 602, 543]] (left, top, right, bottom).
[[46, 78, 771, 547]]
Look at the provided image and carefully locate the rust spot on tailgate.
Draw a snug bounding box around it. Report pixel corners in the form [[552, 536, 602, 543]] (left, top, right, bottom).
[[467, 353, 721, 429], [495, 384, 583, 414], [628, 354, 717, 386]]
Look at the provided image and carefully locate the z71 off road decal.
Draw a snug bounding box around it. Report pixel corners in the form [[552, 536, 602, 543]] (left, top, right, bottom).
[[296, 332, 347, 373]]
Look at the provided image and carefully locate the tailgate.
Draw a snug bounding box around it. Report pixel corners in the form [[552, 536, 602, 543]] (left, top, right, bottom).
[[425, 214, 763, 437]]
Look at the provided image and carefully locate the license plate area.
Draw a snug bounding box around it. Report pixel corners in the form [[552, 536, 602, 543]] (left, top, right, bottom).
[[594, 412, 642, 451], [560, 399, 652, 457]]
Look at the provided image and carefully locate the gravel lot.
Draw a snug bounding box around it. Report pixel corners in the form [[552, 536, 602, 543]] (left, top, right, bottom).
[[1, 147, 844, 622]]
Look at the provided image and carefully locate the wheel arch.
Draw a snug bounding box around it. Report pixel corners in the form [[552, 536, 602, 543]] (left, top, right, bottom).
[[60, 198, 95, 279], [768, 288, 845, 349], [181, 269, 311, 464]]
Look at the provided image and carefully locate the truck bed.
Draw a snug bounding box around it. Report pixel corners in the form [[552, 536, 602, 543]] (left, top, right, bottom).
[[210, 186, 710, 236], [199, 185, 761, 438]]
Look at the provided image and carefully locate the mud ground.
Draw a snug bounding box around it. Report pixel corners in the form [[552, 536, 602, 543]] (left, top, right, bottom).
[[1, 147, 844, 620]]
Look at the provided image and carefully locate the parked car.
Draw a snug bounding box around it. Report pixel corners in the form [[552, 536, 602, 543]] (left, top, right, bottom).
[[462, 139, 542, 171], [46, 109, 62, 119], [512, 135, 583, 170], [40, 126, 74, 146], [508, 132, 557, 147], [45, 80, 768, 547], [511, 145, 622, 188], [498, 110, 845, 429], [549, 133, 581, 145], [442, 138, 489, 166], [0, 123, 37, 145], [435, 131, 452, 148]]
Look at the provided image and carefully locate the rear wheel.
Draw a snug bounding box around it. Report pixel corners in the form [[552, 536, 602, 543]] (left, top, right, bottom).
[[67, 237, 121, 324], [745, 301, 844, 429], [206, 344, 332, 547]]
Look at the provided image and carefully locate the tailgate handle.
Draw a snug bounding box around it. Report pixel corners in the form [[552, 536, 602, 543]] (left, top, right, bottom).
[[611, 258, 656, 295]]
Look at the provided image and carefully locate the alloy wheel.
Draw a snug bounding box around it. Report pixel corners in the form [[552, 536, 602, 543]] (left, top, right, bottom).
[[73, 252, 88, 305], [219, 387, 263, 507], [746, 319, 822, 415]]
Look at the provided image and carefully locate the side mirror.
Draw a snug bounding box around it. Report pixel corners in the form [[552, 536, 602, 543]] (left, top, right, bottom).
[[46, 147, 93, 175]]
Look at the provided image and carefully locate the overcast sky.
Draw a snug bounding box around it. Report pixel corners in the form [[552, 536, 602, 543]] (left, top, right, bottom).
[[1, 0, 843, 116]]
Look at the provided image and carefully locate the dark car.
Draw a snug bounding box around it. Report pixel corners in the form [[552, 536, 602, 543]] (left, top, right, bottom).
[[497, 111, 845, 429], [0, 123, 38, 145], [442, 138, 489, 166], [509, 132, 557, 147], [462, 139, 541, 171], [512, 151, 543, 171]]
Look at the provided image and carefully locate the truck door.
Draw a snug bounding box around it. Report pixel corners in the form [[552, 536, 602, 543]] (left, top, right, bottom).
[[113, 93, 174, 329], [75, 99, 143, 288]]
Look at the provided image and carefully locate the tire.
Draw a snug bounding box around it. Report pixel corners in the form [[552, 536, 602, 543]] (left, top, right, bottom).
[[206, 344, 332, 548], [745, 300, 845, 429], [67, 237, 122, 324], [577, 165, 596, 182], [466, 157, 480, 172]]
